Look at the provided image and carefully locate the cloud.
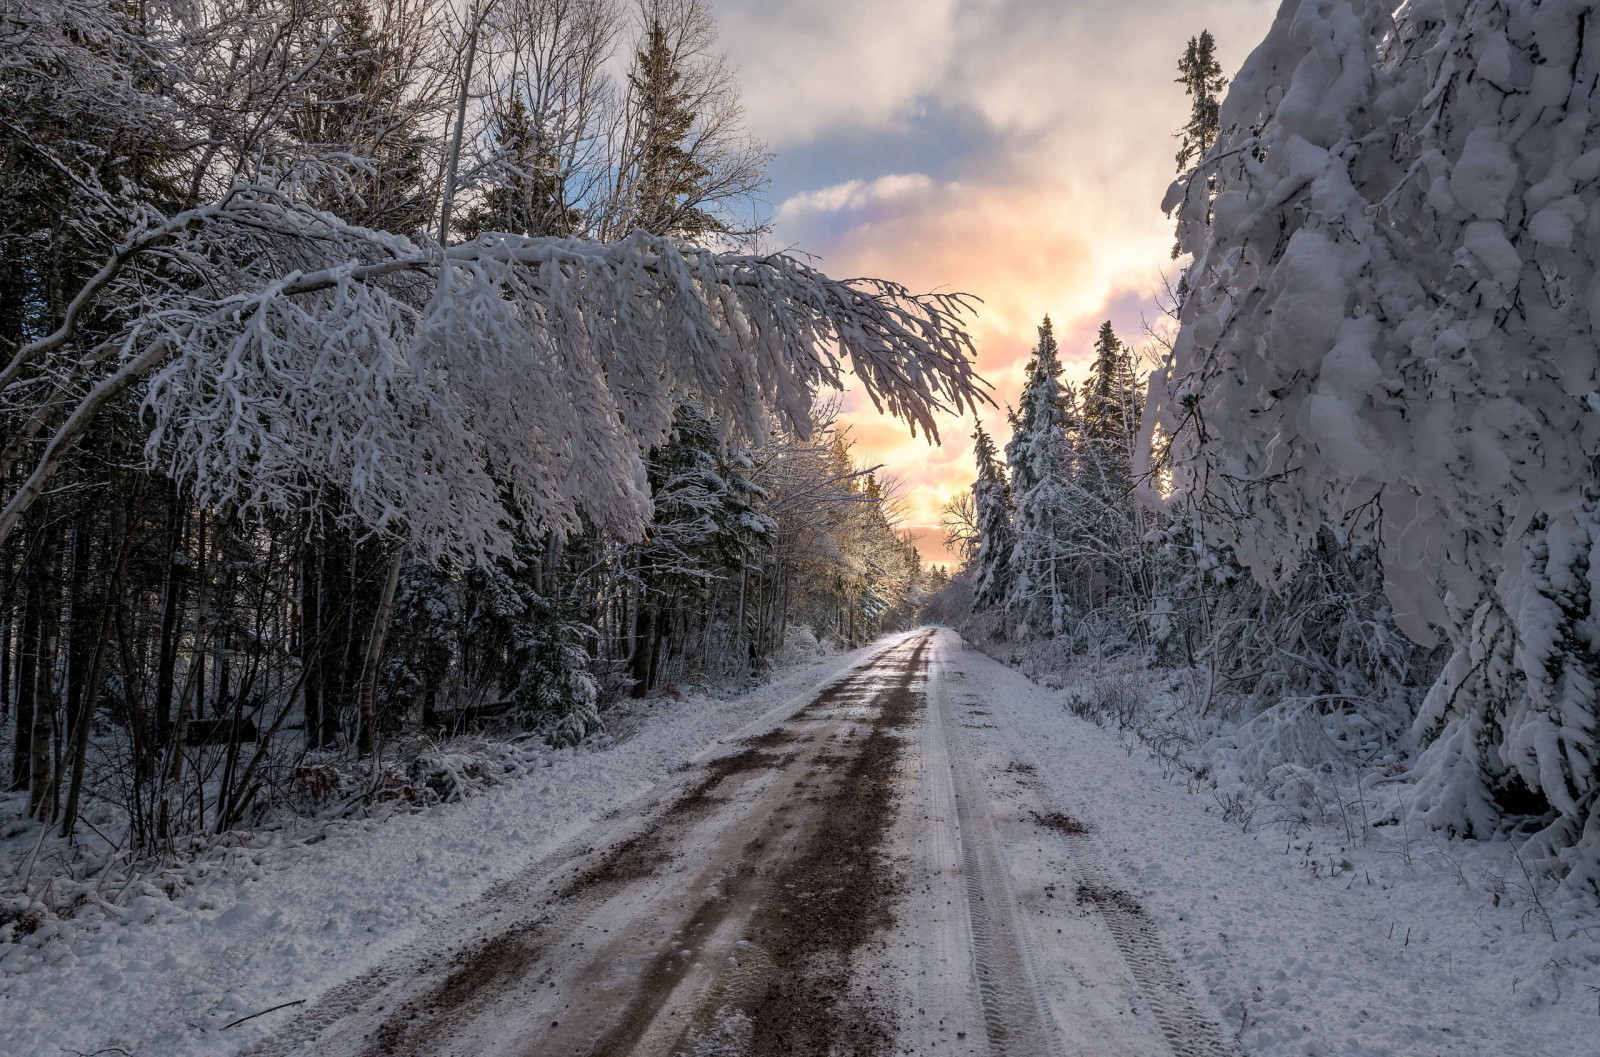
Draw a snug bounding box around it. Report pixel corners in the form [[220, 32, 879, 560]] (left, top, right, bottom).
[[711, 0, 961, 144], [711, 0, 1280, 562], [773, 173, 936, 224]]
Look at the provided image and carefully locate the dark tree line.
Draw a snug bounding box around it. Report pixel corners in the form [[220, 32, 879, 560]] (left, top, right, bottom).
[[0, 0, 950, 859]]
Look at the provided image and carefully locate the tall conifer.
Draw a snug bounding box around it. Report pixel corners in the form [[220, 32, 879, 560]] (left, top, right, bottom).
[[627, 20, 715, 238], [1080, 321, 1143, 497], [1004, 318, 1080, 637], [971, 422, 1015, 610], [1174, 30, 1227, 173]]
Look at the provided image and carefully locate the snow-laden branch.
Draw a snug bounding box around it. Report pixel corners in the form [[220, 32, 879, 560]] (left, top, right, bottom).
[[0, 193, 983, 560], [1150, 0, 1600, 880]]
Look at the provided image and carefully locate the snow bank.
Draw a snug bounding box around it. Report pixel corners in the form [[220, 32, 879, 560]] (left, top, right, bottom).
[[959, 636, 1600, 1057]]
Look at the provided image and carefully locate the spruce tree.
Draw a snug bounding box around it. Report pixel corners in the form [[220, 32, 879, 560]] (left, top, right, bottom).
[[1173, 29, 1228, 258], [970, 421, 1015, 611], [1080, 321, 1143, 497], [1004, 317, 1080, 637], [462, 96, 582, 238], [1174, 30, 1227, 173], [627, 20, 716, 239], [630, 401, 772, 694]]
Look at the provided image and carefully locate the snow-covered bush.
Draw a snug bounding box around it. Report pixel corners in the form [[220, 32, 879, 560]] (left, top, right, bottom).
[[1151, 0, 1600, 892]]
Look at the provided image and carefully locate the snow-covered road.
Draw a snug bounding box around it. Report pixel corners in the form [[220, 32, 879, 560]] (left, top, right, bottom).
[[7, 629, 1589, 1057], [252, 629, 1231, 1057]]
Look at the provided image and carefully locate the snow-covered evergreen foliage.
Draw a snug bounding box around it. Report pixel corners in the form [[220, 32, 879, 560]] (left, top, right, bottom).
[[1004, 319, 1081, 637], [970, 422, 1015, 610], [1150, 0, 1600, 890]]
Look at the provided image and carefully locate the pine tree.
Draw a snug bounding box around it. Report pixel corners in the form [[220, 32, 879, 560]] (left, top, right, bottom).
[[1174, 30, 1227, 173], [627, 20, 716, 239], [629, 401, 773, 694], [461, 96, 581, 238], [1172, 29, 1228, 258], [1080, 321, 1143, 497]]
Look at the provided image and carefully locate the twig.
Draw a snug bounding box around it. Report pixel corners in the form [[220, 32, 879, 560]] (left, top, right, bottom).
[[219, 998, 305, 1030]]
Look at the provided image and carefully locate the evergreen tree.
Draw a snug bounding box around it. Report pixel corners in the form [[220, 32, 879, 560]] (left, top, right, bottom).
[[1004, 318, 1080, 637], [461, 96, 581, 238], [476, 533, 600, 745], [1172, 29, 1227, 258], [1174, 30, 1227, 173], [970, 422, 1015, 611], [626, 19, 716, 239], [629, 401, 773, 694], [1080, 321, 1143, 498]]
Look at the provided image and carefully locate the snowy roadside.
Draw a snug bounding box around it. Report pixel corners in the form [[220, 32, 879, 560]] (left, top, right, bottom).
[[0, 635, 901, 1057], [956, 636, 1600, 1057]]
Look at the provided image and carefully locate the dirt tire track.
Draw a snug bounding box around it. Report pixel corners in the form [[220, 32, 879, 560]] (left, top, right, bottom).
[[247, 637, 919, 1057], [1073, 883, 1235, 1057]]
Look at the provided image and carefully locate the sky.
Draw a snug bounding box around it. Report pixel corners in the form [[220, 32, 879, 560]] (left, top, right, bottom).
[[709, 0, 1280, 565]]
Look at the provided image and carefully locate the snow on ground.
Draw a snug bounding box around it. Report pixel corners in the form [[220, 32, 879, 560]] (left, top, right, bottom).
[[952, 635, 1600, 1057], [0, 637, 899, 1057]]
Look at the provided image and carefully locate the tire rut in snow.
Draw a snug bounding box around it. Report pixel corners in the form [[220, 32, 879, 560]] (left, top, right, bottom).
[[940, 688, 1062, 1057], [1032, 811, 1237, 1057], [1073, 881, 1235, 1057]]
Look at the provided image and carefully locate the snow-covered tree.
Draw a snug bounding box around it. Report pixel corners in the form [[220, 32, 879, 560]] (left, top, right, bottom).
[[1005, 318, 1080, 637], [0, 215, 982, 560], [627, 400, 772, 694], [1080, 321, 1143, 499], [1150, 0, 1600, 891], [969, 421, 1014, 611]]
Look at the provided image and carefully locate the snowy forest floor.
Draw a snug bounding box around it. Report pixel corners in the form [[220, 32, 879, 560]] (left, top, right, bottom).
[[4, 629, 1597, 1057]]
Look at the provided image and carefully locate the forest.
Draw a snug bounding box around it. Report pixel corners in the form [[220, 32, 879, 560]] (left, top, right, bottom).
[[0, 0, 974, 880], [4, 0, 1600, 987], [937, 1, 1600, 905], [6, 0, 1600, 1054]]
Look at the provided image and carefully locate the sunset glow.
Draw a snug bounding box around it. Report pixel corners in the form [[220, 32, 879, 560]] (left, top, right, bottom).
[[713, 0, 1277, 564]]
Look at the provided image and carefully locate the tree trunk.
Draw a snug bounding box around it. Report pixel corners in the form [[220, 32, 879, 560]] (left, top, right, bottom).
[[153, 495, 186, 754], [299, 536, 322, 749], [631, 573, 656, 698], [62, 480, 140, 838], [29, 530, 60, 819], [167, 512, 210, 787], [356, 548, 402, 754], [11, 557, 40, 792]]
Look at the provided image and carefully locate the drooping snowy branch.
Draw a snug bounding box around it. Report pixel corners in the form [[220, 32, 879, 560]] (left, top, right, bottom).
[[0, 190, 982, 561]]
